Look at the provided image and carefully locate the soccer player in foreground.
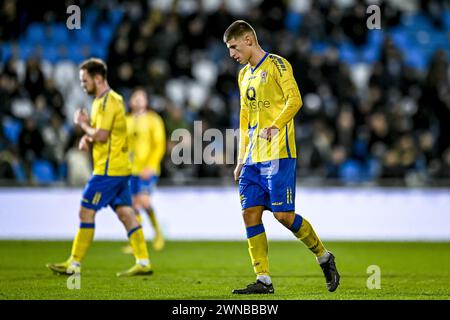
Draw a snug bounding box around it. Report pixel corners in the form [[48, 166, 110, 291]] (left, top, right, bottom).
[[224, 20, 340, 294], [122, 88, 166, 254], [46, 58, 153, 277]]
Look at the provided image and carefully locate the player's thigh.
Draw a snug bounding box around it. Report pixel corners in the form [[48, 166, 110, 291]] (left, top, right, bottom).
[[111, 176, 133, 211], [130, 176, 153, 209], [267, 158, 296, 213], [134, 193, 151, 209], [239, 165, 271, 211]]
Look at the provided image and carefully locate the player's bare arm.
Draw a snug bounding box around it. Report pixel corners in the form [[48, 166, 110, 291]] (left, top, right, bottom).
[[74, 108, 109, 143]]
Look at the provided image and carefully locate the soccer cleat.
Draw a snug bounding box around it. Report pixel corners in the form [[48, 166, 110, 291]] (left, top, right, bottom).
[[153, 233, 165, 251], [232, 280, 274, 294], [121, 245, 134, 255], [46, 260, 80, 275], [320, 252, 340, 292], [116, 264, 153, 277]]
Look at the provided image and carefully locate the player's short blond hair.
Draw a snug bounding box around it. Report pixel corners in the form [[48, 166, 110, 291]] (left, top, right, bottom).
[[223, 20, 257, 43]]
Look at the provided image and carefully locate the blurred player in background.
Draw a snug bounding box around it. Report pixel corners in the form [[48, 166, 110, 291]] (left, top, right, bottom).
[[122, 88, 166, 253], [46, 58, 153, 277], [224, 21, 340, 294]]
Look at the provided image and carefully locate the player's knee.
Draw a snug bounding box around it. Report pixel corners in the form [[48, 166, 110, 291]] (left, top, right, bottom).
[[79, 208, 95, 222], [242, 207, 263, 226], [116, 207, 133, 223], [273, 212, 294, 227]]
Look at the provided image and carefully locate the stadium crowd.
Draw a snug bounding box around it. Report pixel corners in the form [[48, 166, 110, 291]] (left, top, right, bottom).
[[1, 0, 450, 186]]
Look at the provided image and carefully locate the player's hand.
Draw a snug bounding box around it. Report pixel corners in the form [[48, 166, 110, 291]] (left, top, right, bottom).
[[234, 163, 243, 181], [78, 134, 93, 151], [258, 126, 279, 142], [140, 168, 155, 180], [74, 108, 89, 126]]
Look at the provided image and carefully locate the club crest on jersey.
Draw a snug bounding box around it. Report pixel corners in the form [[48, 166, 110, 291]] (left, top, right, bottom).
[[261, 71, 268, 83]]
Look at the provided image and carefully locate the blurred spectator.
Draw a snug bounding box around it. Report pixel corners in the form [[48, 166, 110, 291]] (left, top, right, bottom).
[[42, 113, 69, 171], [65, 127, 91, 187], [24, 58, 45, 101], [18, 118, 45, 179]]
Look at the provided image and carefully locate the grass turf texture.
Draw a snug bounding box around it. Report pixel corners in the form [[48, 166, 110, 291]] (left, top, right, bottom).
[[0, 241, 449, 300]]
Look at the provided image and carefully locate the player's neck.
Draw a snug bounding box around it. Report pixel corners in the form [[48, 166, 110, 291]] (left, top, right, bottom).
[[133, 108, 147, 116], [249, 47, 267, 69], [95, 84, 110, 99]]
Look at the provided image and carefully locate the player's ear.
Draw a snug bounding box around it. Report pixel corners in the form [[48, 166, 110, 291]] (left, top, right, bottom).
[[94, 74, 103, 84], [244, 34, 252, 46]]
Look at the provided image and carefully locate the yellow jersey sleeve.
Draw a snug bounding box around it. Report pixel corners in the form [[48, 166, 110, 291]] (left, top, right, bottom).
[[270, 58, 302, 130]]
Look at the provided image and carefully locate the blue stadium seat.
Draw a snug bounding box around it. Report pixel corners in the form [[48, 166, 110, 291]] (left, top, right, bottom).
[[401, 13, 434, 31], [32, 160, 56, 184], [339, 42, 358, 65], [58, 163, 67, 180], [66, 43, 87, 63], [311, 42, 328, 55], [109, 9, 125, 26], [366, 157, 381, 180], [0, 42, 12, 63], [390, 27, 410, 50], [74, 26, 94, 44], [18, 41, 35, 60], [25, 23, 47, 44], [2, 118, 22, 144], [96, 23, 115, 45], [91, 45, 107, 60], [339, 160, 362, 183], [83, 8, 100, 27], [367, 29, 384, 46], [443, 10, 450, 30], [42, 45, 59, 63], [285, 11, 302, 34], [49, 24, 70, 44], [403, 46, 428, 71], [12, 162, 27, 183], [361, 43, 380, 63]]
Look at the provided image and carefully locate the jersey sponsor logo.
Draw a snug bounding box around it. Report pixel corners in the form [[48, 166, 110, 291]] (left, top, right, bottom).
[[246, 86, 271, 112], [272, 202, 283, 206]]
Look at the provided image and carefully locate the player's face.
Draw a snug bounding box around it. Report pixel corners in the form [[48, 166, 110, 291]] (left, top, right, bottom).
[[79, 69, 96, 95], [130, 90, 148, 113], [226, 36, 251, 64]]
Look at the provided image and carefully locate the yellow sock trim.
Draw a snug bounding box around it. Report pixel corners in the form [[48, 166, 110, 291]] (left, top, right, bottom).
[[70, 225, 94, 262], [128, 227, 149, 261], [294, 218, 327, 257], [247, 232, 270, 276]]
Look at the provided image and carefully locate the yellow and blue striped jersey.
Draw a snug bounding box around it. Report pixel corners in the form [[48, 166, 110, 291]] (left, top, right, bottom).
[[90, 89, 131, 176], [126, 110, 166, 176], [238, 53, 302, 163]]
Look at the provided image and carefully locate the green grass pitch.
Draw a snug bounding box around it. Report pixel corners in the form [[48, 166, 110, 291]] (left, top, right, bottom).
[[0, 240, 449, 300]]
